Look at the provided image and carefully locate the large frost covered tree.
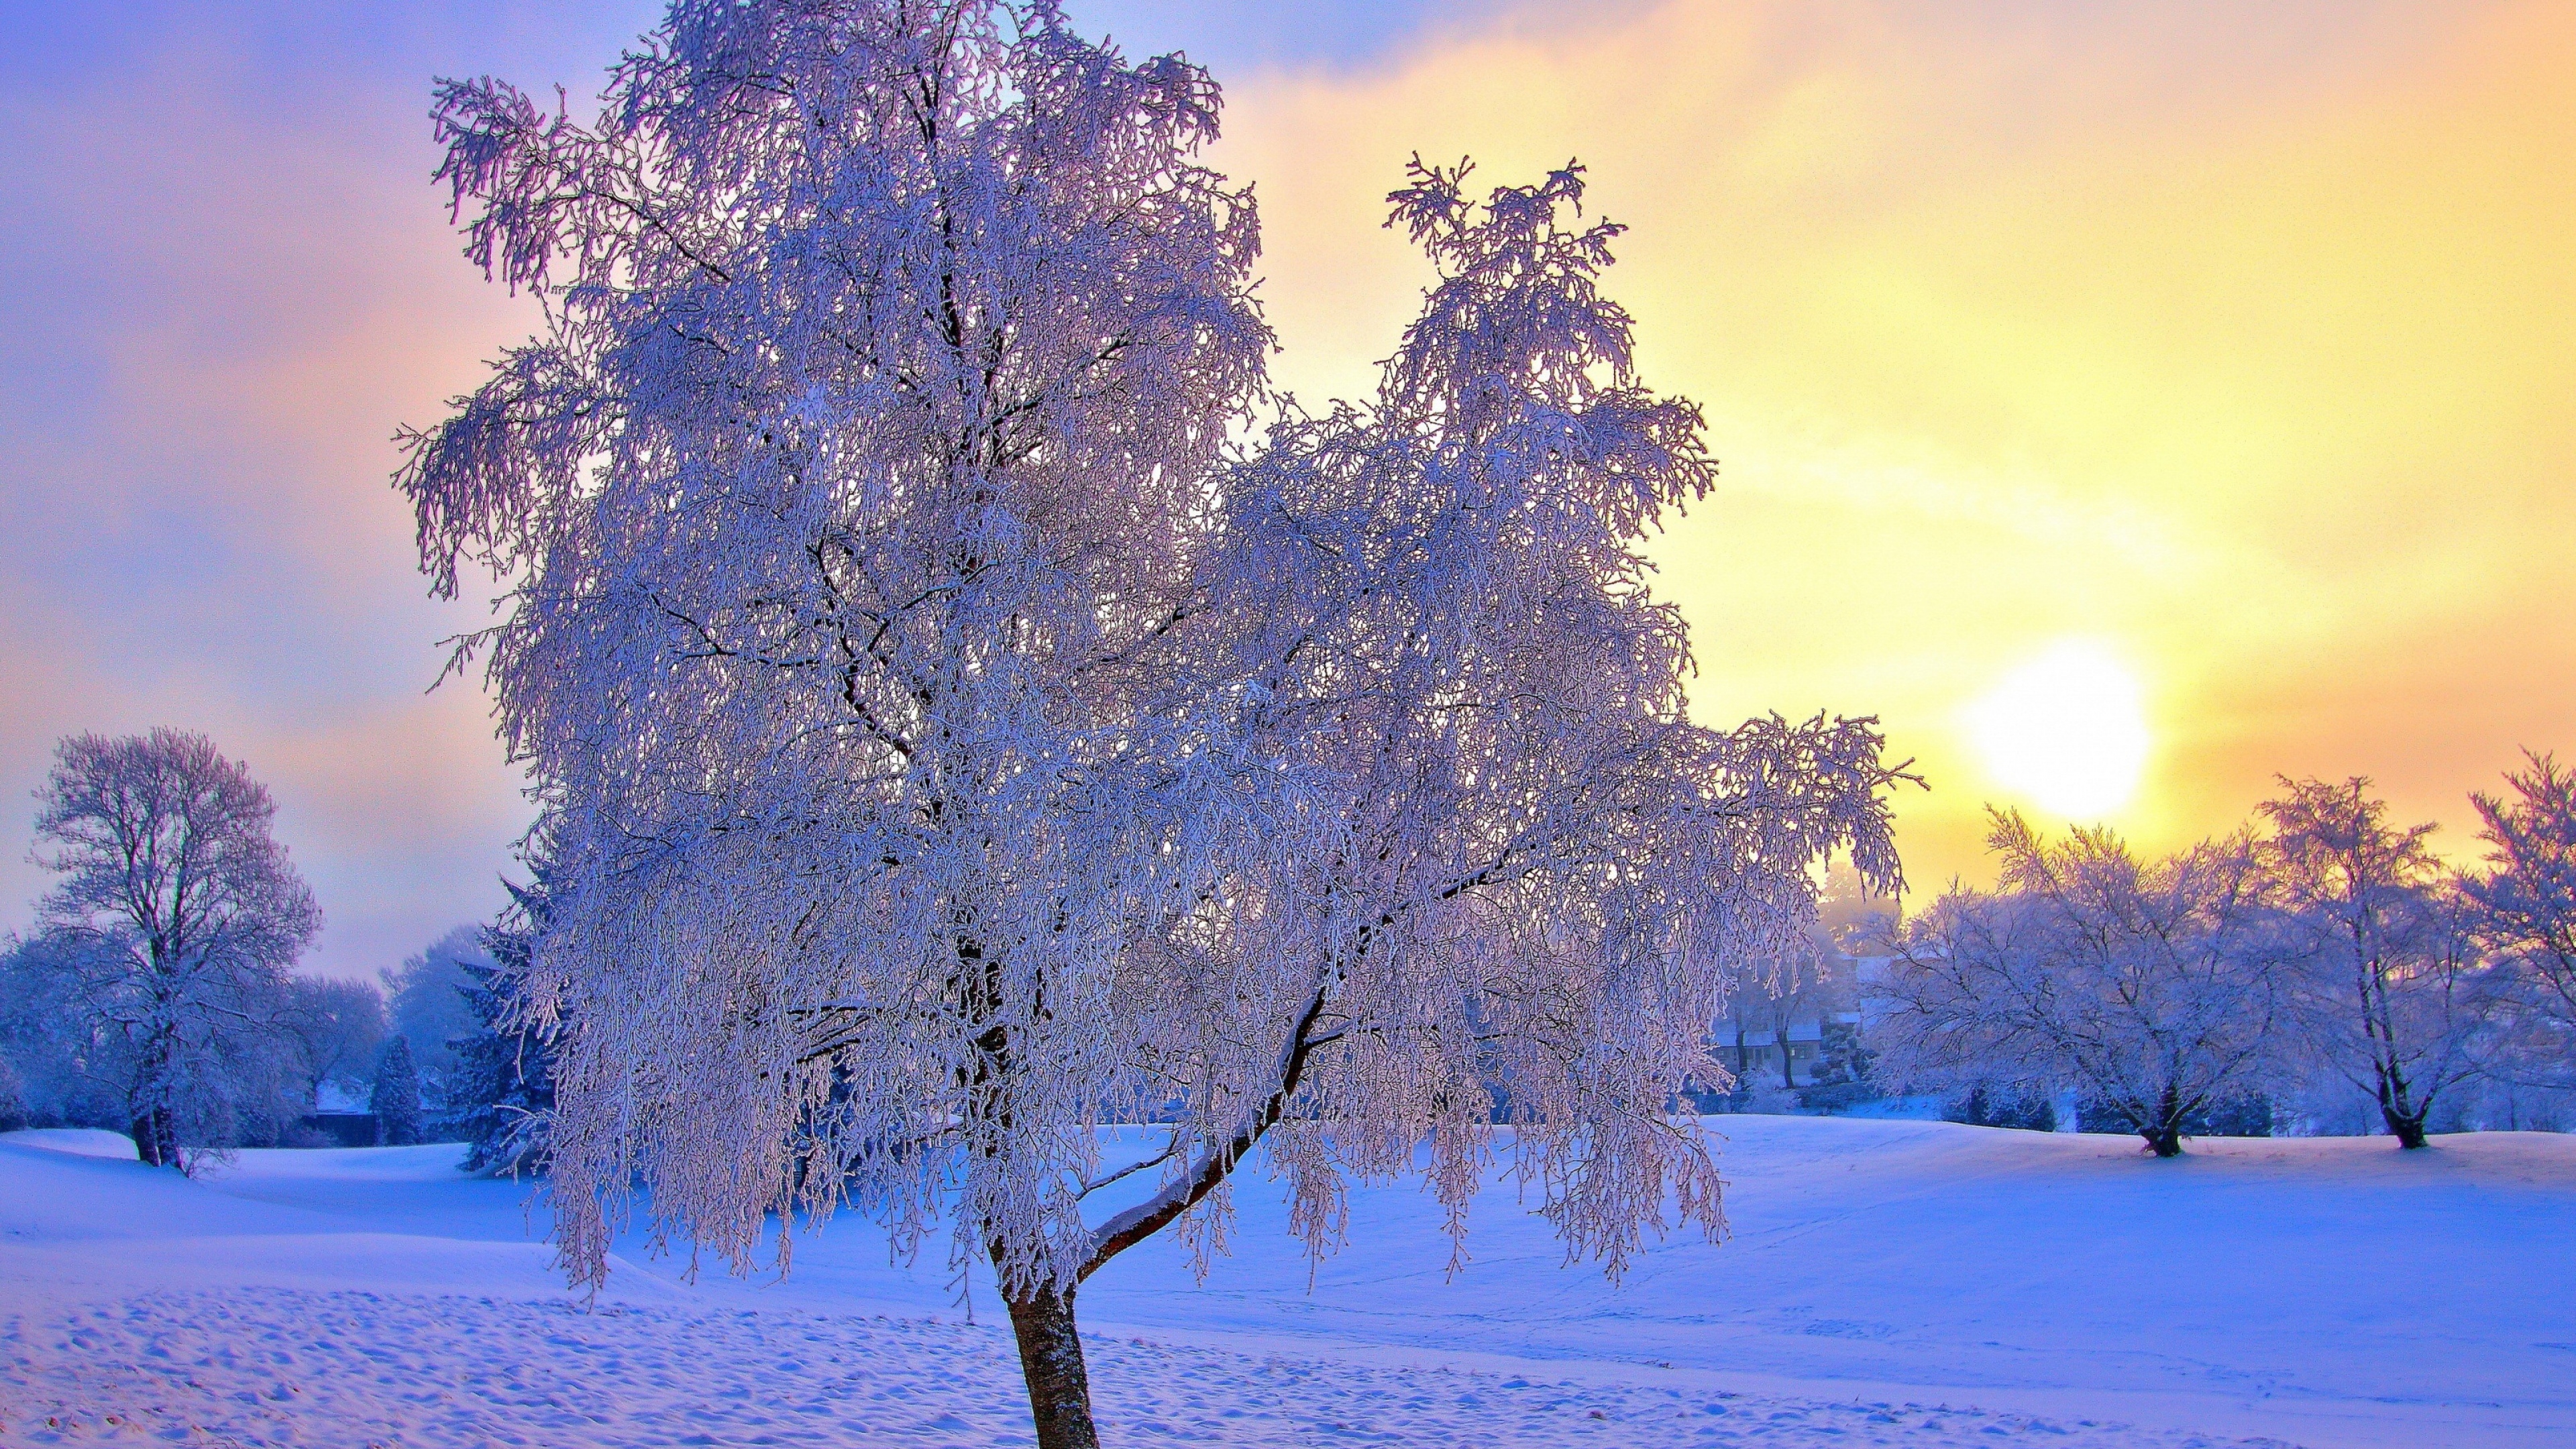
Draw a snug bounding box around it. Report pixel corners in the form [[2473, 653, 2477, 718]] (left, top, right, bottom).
[[400, 4, 1903, 1444], [25, 729, 321, 1170]]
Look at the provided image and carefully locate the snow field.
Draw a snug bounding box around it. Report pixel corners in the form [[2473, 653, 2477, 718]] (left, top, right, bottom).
[[2, 1287, 2288, 1448], [3, 1118, 2569, 1448]]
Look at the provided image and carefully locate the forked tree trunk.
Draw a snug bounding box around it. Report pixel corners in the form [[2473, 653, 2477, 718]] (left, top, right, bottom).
[[2383, 1107, 2430, 1150], [129, 1108, 176, 1168], [1004, 1286, 1099, 1449], [2137, 1081, 2184, 1158]]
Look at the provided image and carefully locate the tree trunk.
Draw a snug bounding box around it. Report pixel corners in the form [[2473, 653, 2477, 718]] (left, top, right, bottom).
[[130, 1105, 178, 1169], [1005, 1287, 1099, 1449], [2141, 1081, 2184, 1157], [2383, 1107, 2430, 1150]]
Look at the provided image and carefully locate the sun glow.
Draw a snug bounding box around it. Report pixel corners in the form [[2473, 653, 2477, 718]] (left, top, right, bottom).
[[1960, 641, 2151, 821]]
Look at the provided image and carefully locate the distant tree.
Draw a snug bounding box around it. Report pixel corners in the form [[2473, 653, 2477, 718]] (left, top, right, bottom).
[[400, 5, 1905, 1444], [1728, 952, 1840, 1090], [370, 1036, 423, 1146], [1944, 1083, 2055, 1132], [0, 1049, 25, 1133], [0, 932, 117, 1129], [2259, 777, 2485, 1149], [381, 926, 491, 1103], [1802, 1016, 1876, 1107], [2466, 751, 2576, 1079], [1874, 811, 2285, 1157], [282, 977, 386, 1105], [28, 729, 320, 1170]]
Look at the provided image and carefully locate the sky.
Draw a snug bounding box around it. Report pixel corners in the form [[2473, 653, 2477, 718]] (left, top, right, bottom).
[[0, 0, 2567, 977]]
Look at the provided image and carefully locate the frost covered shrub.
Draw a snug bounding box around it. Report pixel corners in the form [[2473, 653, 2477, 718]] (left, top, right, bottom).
[[1945, 1085, 2055, 1133]]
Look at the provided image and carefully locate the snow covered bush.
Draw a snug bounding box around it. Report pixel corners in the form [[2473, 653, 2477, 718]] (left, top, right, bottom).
[[23, 729, 321, 1171], [399, 3, 1904, 1442], [1945, 1085, 2056, 1132], [1873, 810, 2285, 1157]]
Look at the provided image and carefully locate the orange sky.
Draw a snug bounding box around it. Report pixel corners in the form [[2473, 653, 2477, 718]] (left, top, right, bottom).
[[1205, 0, 2576, 892]]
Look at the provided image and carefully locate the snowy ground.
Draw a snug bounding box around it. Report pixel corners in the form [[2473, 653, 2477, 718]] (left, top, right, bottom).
[[1, 1120, 2568, 1448]]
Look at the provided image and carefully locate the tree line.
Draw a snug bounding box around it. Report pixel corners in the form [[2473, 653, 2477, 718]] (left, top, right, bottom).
[[1871, 761, 2576, 1155], [0, 729, 547, 1171]]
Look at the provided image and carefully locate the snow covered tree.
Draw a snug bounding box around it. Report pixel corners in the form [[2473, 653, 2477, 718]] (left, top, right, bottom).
[[449, 875, 558, 1175], [1874, 811, 2284, 1157], [370, 1036, 423, 1146], [28, 729, 320, 1170], [282, 976, 386, 1106], [0, 1049, 25, 1133], [382, 925, 491, 1099], [400, 5, 1903, 1443], [2466, 751, 2576, 1080], [2259, 777, 2485, 1149]]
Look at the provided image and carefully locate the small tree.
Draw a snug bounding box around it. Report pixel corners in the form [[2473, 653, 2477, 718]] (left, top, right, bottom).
[[2466, 751, 2576, 1078], [28, 729, 320, 1170], [402, 5, 1904, 1444], [370, 1036, 423, 1146], [1874, 811, 2284, 1157], [2259, 777, 2485, 1149]]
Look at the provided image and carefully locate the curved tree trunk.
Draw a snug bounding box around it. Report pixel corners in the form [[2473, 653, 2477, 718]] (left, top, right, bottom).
[[1004, 1286, 1099, 1449]]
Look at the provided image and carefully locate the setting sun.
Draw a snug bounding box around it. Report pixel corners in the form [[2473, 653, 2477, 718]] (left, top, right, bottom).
[[1959, 640, 2150, 822]]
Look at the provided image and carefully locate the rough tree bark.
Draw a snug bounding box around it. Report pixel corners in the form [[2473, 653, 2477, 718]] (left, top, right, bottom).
[[1002, 1287, 1099, 1449]]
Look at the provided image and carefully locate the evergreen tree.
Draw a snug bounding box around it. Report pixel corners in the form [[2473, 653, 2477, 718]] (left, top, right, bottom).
[[370, 1036, 422, 1146], [449, 877, 557, 1175], [1945, 1083, 2057, 1132]]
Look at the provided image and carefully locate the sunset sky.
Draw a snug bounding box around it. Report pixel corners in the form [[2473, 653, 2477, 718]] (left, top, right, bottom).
[[1, 1, 2568, 977]]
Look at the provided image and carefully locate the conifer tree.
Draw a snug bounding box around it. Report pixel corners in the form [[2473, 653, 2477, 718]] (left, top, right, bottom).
[[370, 1036, 422, 1146], [449, 877, 557, 1174]]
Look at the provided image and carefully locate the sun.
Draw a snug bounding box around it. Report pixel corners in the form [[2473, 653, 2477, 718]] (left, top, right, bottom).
[[1960, 640, 2151, 821]]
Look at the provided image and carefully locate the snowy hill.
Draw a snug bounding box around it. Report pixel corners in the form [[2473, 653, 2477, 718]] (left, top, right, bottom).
[[2, 1118, 2568, 1447]]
